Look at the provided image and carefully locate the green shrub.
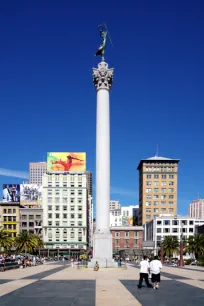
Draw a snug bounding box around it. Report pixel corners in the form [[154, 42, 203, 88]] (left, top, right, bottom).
[[185, 259, 193, 265]]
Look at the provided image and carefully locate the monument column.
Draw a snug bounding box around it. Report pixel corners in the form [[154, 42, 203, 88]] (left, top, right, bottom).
[[89, 61, 116, 267]]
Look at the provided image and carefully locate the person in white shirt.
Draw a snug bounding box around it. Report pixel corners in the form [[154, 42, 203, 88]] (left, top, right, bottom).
[[138, 256, 153, 289], [150, 256, 162, 289]]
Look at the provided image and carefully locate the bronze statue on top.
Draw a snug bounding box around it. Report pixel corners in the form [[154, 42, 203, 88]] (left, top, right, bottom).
[[95, 24, 113, 61]]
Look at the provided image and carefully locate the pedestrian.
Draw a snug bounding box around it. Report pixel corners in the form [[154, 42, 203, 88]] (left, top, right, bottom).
[[138, 256, 153, 289], [71, 258, 74, 268], [150, 256, 162, 290]]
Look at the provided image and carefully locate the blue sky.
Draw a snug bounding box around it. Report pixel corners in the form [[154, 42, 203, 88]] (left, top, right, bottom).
[[0, 0, 204, 215]]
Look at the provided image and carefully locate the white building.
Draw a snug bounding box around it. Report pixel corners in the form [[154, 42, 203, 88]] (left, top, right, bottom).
[[110, 200, 121, 210], [189, 199, 204, 219], [110, 210, 122, 227], [144, 215, 204, 249], [42, 172, 92, 253], [29, 162, 47, 184]]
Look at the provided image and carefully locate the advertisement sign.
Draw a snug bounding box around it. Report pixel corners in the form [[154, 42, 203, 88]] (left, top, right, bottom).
[[122, 216, 133, 226], [47, 152, 86, 172], [20, 184, 42, 205], [2, 184, 20, 202]]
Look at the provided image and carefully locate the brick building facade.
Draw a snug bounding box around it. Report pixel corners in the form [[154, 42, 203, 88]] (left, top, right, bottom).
[[111, 226, 144, 258]]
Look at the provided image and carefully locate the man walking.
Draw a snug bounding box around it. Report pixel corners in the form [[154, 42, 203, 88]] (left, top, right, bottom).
[[138, 256, 153, 289], [150, 256, 162, 289]]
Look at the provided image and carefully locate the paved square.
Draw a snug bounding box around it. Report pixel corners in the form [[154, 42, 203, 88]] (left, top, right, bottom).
[[0, 262, 203, 306]]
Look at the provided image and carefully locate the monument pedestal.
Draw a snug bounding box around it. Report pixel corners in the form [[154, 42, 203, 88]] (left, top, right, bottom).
[[88, 232, 117, 268]]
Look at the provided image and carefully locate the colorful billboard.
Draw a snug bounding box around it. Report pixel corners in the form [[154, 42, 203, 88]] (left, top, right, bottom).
[[122, 216, 133, 226], [20, 184, 42, 205], [47, 152, 86, 172], [2, 184, 20, 202]]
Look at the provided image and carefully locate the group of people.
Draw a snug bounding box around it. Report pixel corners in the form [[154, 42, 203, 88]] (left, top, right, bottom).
[[138, 256, 162, 290]]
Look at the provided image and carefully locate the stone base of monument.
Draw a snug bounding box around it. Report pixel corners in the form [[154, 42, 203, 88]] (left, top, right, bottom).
[[88, 232, 118, 268]]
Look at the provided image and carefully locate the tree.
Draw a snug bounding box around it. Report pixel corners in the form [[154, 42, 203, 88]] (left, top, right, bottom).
[[161, 236, 179, 258], [14, 232, 39, 253], [185, 235, 204, 260], [0, 227, 12, 251]]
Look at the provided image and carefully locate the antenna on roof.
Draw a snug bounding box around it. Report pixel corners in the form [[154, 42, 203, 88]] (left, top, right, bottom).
[[155, 144, 159, 157]]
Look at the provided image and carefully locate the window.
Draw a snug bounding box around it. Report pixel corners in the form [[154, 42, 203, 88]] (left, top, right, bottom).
[[154, 175, 159, 179], [146, 175, 151, 179], [154, 208, 159, 213], [78, 198, 82, 204], [70, 214, 75, 219], [154, 202, 159, 206], [3, 209, 7, 213], [157, 220, 162, 225], [157, 228, 161, 233], [55, 198, 60, 203], [161, 188, 166, 193], [134, 232, 139, 238], [29, 215, 34, 220], [115, 232, 120, 238], [78, 221, 82, 226], [78, 214, 82, 219], [154, 195, 159, 199], [146, 215, 151, 219], [164, 228, 170, 233], [63, 206, 67, 211], [189, 220, 194, 225], [164, 220, 170, 225], [70, 206, 75, 211], [172, 220, 178, 225], [48, 197, 52, 203], [36, 215, 41, 219], [71, 190, 75, 195], [63, 214, 67, 219], [8, 216, 12, 222], [146, 201, 151, 206], [78, 190, 82, 195], [70, 174, 75, 181], [29, 222, 34, 227], [169, 181, 174, 186], [146, 188, 152, 193], [169, 195, 174, 199], [48, 221, 52, 226], [168, 208, 173, 213], [63, 176, 67, 182], [78, 206, 82, 211], [8, 209, 12, 213], [162, 175, 166, 179], [169, 175, 174, 179], [63, 197, 68, 203], [55, 206, 60, 211], [146, 195, 152, 199], [161, 181, 166, 186], [146, 208, 151, 212], [78, 237, 82, 242], [161, 208, 166, 212], [189, 228, 194, 233], [71, 198, 75, 203], [55, 214, 60, 219], [169, 188, 174, 193], [3, 216, 7, 222], [134, 239, 138, 247], [161, 195, 166, 200], [146, 181, 151, 186], [154, 181, 159, 186], [78, 174, 82, 182], [172, 228, 178, 233], [13, 209, 16, 213], [71, 231, 75, 238], [55, 221, 60, 226], [48, 205, 52, 211]]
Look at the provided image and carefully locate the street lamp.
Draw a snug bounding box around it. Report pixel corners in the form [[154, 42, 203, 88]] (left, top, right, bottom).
[[160, 238, 164, 264], [180, 222, 184, 266]]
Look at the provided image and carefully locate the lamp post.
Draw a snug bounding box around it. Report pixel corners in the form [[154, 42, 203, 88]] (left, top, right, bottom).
[[160, 238, 164, 264], [180, 223, 184, 266]]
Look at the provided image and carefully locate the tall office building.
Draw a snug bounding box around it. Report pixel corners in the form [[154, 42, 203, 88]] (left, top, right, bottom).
[[137, 156, 180, 225], [110, 200, 121, 210], [189, 199, 204, 219], [29, 162, 47, 184], [42, 172, 92, 254]]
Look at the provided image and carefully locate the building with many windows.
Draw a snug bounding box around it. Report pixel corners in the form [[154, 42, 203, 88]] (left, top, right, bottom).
[[29, 162, 47, 184], [189, 199, 204, 220], [42, 172, 91, 254], [137, 156, 180, 225], [20, 207, 43, 238], [0, 202, 21, 238], [110, 200, 121, 211], [111, 226, 144, 259], [144, 215, 204, 249]]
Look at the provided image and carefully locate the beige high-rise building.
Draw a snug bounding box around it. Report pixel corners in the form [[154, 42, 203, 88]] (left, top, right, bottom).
[[189, 199, 204, 219], [29, 162, 47, 184], [137, 156, 180, 225]]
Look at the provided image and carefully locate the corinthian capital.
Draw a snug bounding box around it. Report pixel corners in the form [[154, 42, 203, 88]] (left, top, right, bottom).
[[93, 61, 114, 91]]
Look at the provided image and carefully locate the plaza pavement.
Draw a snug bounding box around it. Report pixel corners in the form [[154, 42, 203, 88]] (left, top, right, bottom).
[[0, 261, 203, 306]]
